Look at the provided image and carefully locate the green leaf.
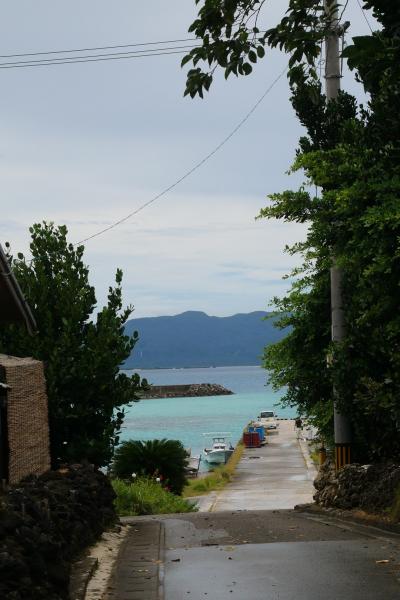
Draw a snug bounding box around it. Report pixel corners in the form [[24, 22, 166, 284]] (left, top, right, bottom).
[[181, 54, 193, 67], [248, 50, 257, 63], [256, 46, 265, 58], [242, 63, 252, 75]]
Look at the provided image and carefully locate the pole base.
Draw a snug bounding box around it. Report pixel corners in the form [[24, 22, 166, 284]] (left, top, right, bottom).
[[335, 444, 351, 470]]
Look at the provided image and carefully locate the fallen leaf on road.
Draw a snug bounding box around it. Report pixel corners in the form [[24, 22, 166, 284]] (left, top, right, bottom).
[[223, 546, 236, 551], [376, 560, 390, 564]]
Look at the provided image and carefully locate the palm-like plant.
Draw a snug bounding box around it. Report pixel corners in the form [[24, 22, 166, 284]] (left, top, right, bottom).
[[112, 439, 188, 495]]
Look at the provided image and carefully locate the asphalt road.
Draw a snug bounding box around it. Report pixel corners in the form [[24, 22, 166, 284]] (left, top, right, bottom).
[[107, 426, 398, 600], [160, 509, 400, 600]]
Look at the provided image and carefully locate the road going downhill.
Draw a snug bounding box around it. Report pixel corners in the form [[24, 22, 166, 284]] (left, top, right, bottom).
[[88, 423, 400, 600], [162, 509, 400, 600]]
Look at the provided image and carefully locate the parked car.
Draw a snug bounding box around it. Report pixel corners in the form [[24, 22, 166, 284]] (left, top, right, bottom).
[[255, 411, 279, 430]]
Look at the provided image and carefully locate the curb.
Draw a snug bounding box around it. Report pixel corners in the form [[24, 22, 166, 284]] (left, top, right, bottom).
[[105, 519, 164, 599], [188, 491, 218, 512], [70, 557, 99, 600], [297, 436, 318, 477], [295, 502, 400, 537]]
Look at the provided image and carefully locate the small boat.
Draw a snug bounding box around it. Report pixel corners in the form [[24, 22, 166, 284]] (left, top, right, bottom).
[[184, 448, 202, 478], [203, 433, 234, 465]]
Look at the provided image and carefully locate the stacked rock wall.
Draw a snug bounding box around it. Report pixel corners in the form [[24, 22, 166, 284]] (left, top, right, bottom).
[[0, 464, 116, 600], [143, 383, 233, 398], [314, 459, 400, 514]]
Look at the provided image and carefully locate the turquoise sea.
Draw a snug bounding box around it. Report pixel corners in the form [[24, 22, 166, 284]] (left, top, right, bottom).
[[121, 366, 295, 466]]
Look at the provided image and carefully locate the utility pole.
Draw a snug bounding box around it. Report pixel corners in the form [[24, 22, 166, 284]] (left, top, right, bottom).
[[324, 0, 352, 469]]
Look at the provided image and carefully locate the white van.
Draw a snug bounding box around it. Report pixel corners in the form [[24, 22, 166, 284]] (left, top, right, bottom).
[[256, 411, 279, 430]]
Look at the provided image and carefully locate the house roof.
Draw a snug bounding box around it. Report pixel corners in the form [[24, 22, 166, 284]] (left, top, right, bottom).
[[0, 244, 36, 334]]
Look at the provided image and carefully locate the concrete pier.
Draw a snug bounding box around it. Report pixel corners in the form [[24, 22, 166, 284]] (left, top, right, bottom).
[[210, 420, 316, 511]]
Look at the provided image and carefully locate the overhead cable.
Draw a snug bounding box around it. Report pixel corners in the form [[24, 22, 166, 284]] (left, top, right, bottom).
[[76, 64, 288, 245], [0, 32, 270, 70], [0, 37, 199, 59], [339, 0, 350, 22], [0, 45, 200, 69], [355, 0, 373, 33]]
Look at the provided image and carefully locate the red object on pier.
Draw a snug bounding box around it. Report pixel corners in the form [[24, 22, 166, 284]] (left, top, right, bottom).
[[243, 431, 261, 448]]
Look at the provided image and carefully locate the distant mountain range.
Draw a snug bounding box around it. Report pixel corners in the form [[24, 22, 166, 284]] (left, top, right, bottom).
[[123, 311, 285, 369]]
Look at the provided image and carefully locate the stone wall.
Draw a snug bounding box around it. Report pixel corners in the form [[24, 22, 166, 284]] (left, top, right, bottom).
[[142, 383, 233, 398], [314, 459, 400, 514], [0, 464, 116, 600], [0, 354, 50, 484]]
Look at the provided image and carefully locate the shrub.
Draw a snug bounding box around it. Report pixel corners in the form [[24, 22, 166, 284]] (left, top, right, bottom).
[[112, 439, 188, 495], [112, 478, 195, 515]]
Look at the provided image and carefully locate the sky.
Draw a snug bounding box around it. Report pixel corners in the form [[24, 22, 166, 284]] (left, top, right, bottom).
[[0, 1, 375, 318]]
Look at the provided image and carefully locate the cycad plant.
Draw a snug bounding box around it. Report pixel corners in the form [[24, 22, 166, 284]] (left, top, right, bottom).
[[112, 439, 188, 495]]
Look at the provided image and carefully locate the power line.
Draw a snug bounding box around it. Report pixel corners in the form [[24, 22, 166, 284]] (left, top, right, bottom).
[[0, 37, 198, 59], [339, 0, 350, 22], [355, 0, 373, 33], [0, 44, 201, 69], [0, 44, 199, 65], [76, 64, 288, 245], [0, 32, 271, 70], [0, 50, 190, 70], [0, 32, 269, 60]]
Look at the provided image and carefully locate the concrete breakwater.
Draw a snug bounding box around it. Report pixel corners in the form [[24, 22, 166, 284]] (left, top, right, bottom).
[[141, 383, 233, 398]]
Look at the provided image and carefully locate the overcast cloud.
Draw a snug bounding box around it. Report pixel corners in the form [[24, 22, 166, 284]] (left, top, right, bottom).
[[0, 1, 373, 317]]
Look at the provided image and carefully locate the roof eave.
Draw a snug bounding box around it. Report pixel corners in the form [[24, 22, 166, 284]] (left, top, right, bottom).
[[0, 244, 37, 335]]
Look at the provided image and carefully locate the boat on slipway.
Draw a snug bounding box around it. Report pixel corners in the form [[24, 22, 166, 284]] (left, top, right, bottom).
[[202, 433, 234, 465], [184, 449, 202, 478]]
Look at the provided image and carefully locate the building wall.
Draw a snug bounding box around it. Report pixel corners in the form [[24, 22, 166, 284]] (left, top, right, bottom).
[[0, 354, 50, 484]]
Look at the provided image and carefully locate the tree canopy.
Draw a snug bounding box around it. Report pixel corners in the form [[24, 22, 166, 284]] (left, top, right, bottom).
[[261, 2, 400, 460], [183, 0, 341, 98], [183, 1, 400, 461], [0, 222, 147, 467]]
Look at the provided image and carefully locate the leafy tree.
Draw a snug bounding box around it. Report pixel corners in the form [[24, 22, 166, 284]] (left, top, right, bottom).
[[112, 439, 189, 495], [183, 1, 400, 460], [0, 222, 147, 467], [182, 0, 328, 97], [260, 3, 400, 460]]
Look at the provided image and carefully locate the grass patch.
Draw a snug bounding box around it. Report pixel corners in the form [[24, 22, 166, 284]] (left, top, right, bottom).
[[309, 449, 319, 465], [183, 442, 244, 497], [112, 477, 196, 516]]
